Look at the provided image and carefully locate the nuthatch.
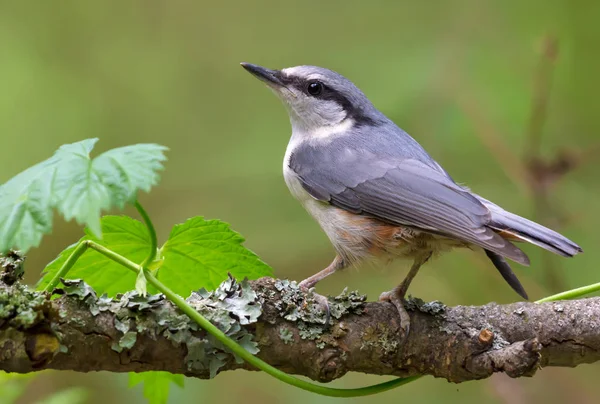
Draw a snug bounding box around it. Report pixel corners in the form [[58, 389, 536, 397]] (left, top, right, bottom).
[[241, 63, 582, 334]]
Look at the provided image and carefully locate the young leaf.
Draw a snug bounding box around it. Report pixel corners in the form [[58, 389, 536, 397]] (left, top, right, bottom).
[[129, 372, 184, 404], [39, 215, 273, 298], [37, 216, 150, 296], [0, 139, 167, 253], [157, 217, 273, 296]]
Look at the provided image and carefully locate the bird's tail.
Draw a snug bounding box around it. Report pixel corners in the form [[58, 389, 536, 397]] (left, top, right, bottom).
[[474, 196, 582, 300], [478, 197, 583, 257], [484, 250, 528, 300]]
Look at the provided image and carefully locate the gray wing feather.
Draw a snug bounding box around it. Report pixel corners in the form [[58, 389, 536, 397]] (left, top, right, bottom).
[[289, 137, 529, 265]]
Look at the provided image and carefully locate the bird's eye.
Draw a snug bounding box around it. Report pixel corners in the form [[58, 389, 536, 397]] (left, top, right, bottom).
[[306, 81, 323, 96]]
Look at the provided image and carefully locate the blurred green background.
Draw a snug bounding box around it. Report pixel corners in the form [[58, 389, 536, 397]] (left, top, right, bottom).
[[1, 0, 599, 403]]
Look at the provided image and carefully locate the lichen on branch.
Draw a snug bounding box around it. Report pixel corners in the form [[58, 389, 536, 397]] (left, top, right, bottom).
[[1, 273, 600, 384]]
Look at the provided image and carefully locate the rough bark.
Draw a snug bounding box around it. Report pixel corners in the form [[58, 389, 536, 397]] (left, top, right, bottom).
[[1, 272, 599, 384]]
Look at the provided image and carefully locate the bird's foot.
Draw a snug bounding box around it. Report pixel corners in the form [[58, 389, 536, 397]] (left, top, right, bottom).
[[379, 290, 411, 338], [298, 281, 331, 325]]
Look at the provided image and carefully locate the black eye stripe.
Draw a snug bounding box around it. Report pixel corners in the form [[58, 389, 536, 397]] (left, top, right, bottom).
[[278, 73, 377, 126]]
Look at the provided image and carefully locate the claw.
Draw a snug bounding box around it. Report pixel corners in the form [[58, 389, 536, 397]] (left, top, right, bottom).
[[310, 290, 331, 325], [300, 285, 331, 325], [379, 290, 411, 338]]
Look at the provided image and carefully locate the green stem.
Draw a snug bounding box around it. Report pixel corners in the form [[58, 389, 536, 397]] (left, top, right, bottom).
[[42, 241, 90, 292], [135, 201, 157, 268], [535, 281, 600, 303], [87, 242, 142, 273]]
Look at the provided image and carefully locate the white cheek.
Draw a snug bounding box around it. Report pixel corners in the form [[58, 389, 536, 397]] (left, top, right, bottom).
[[290, 98, 347, 128], [318, 102, 347, 124]]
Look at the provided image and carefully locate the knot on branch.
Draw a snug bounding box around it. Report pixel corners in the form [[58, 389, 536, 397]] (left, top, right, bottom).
[[468, 338, 542, 379]]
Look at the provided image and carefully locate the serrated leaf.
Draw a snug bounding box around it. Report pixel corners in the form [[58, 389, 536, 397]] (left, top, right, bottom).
[[0, 138, 168, 253], [157, 217, 273, 296], [93, 144, 169, 204], [39, 215, 274, 299], [129, 372, 184, 404], [37, 216, 150, 296]]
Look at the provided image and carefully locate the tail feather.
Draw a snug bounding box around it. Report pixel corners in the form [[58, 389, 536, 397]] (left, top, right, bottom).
[[474, 195, 581, 300], [485, 250, 528, 300], [476, 196, 583, 258], [489, 210, 582, 257]]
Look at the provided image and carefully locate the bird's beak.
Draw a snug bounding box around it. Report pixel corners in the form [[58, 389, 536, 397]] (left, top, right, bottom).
[[240, 62, 285, 87]]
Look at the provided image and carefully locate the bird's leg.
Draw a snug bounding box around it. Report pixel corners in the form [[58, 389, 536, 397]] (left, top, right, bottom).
[[298, 255, 345, 289], [298, 255, 346, 324], [379, 252, 432, 337]]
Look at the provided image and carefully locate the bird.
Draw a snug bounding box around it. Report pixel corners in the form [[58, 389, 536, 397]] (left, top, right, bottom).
[[240, 62, 583, 335]]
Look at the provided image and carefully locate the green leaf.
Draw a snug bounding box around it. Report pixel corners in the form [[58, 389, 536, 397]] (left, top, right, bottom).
[[39, 215, 273, 298], [129, 372, 184, 404], [157, 217, 273, 296], [37, 216, 150, 296], [0, 139, 168, 253]]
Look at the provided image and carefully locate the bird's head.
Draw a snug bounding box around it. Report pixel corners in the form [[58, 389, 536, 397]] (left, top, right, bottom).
[[241, 63, 382, 135]]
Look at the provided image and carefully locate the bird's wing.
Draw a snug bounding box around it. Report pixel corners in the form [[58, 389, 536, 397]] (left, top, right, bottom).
[[288, 143, 529, 265]]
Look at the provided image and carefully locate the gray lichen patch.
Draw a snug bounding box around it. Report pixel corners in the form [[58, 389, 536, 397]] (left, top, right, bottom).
[[279, 326, 294, 345], [56, 279, 96, 300], [360, 323, 399, 355], [0, 250, 25, 286], [274, 281, 365, 324], [329, 288, 366, 319], [298, 321, 325, 341], [0, 281, 48, 330], [188, 276, 262, 327], [273, 279, 327, 324], [112, 331, 137, 353], [405, 296, 446, 316], [55, 275, 262, 378], [184, 276, 261, 377], [0, 250, 49, 330], [489, 327, 511, 351], [273, 280, 366, 348]]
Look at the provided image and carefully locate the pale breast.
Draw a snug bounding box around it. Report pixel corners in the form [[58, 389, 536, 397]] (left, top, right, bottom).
[[283, 137, 313, 204]]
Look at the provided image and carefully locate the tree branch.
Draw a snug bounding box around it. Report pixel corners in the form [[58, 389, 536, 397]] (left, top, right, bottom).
[[1, 274, 599, 384]]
